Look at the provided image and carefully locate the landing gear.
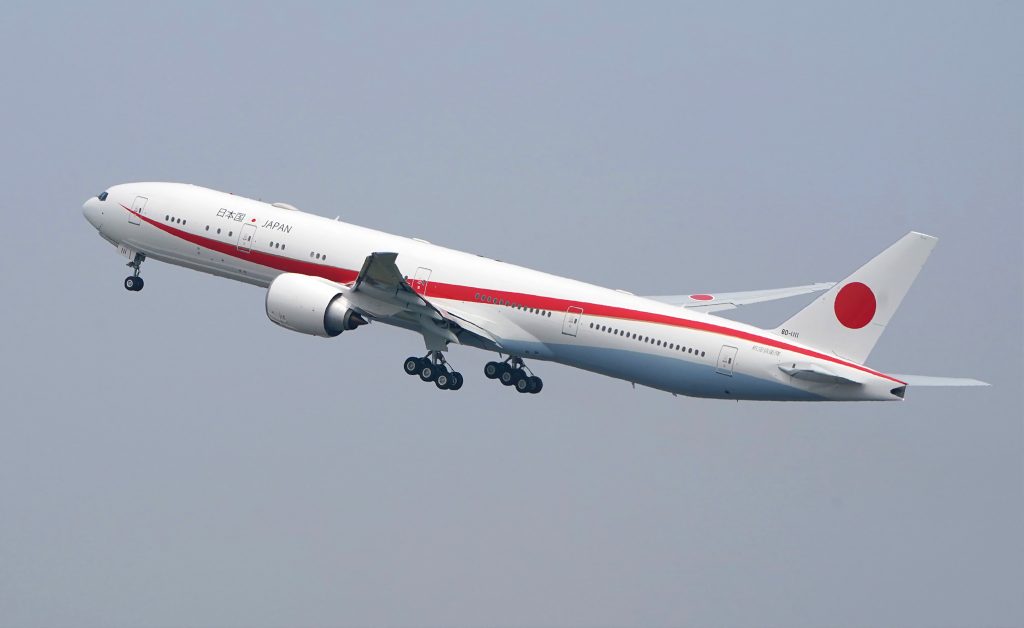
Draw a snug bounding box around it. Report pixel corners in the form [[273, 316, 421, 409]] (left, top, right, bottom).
[[124, 252, 146, 292], [403, 352, 464, 391], [124, 276, 144, 291], [484, 357, 543, 394], [435, 370, 464, 391]]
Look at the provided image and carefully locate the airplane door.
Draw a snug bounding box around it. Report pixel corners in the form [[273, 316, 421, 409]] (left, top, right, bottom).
[[411, 267, 431, 295], [562, 306, 584, 337], [237, 223, 256, 252], [716, 345, 738, 376], [128, 196, 147, 225]]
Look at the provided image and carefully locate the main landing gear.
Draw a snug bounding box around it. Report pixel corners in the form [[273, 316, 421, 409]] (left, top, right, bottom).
[[124, 252, 146, 292], [484, 356, 543, 394], [403, 352, 464, 391]]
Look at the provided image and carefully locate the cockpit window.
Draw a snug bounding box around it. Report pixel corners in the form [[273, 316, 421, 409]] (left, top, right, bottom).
[[98, 191, 108, 201]]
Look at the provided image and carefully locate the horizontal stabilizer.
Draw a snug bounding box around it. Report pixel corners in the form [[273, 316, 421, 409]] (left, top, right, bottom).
[[646, 282, 835, 313], [889, 375, 990, 387]]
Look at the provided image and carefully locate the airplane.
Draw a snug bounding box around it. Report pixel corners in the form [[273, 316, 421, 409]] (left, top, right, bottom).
[[81, 182, 987, 401]]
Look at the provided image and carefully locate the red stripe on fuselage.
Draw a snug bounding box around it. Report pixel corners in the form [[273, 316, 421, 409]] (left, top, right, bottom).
[[123, 204, 905, 385]]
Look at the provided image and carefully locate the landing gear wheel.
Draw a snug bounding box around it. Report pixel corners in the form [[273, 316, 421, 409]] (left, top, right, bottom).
[[499, 367, 516, 386], [484, 361, 502, 379], [403, 357, 423, 376], [419, 362, 439, 382], [528, 376, 543, 394], [515, 374, 532, 393], [448, 372, 464, 390], [435, 370, 452, 389], [124, 276, 143, 291]]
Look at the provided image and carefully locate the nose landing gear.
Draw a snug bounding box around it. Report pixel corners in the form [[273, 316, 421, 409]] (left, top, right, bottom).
[[484, 356, 543, 394], [124, 252, 146, 292], [403, 351, 464, 391]]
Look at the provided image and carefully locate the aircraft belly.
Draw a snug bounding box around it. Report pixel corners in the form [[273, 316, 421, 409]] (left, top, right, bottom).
[[548, 343, 825, 401]]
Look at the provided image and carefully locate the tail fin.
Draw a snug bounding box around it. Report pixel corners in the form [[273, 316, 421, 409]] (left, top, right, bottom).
[[774, 231, 938, 364]]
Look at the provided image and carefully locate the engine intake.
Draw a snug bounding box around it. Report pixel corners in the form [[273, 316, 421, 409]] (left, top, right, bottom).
[[265, 273, 366, 337]]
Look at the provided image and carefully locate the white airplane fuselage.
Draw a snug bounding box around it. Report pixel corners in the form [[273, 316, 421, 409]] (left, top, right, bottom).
[[82, 182, 910, 401]]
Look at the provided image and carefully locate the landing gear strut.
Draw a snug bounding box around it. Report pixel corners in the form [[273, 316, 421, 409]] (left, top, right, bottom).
[[484, 356, 543, 394], [403, 351, 464, 391], [124, 252, 146, 292]]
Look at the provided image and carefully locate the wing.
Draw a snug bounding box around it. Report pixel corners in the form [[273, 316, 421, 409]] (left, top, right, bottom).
[[644, 282, 835, 313], [344, 252, 502, 351]]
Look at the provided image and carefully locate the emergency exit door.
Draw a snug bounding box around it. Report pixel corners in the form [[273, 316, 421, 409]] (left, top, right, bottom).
[[411, 267, 431, 295], [562, 306, 584, 336], [237, 223, 256, 252], [128, 196, 147, 225], [716, 345, 738, 376]]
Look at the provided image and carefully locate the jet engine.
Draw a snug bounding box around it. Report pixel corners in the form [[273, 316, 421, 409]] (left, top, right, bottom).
[[265, 273, 367, 337]]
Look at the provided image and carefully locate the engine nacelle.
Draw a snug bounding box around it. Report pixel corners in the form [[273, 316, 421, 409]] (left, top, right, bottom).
[[265, 273, 367, 337]]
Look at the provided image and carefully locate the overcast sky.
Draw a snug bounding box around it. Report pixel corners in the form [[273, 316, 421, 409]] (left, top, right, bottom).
[[1, 2, 1021, 627]]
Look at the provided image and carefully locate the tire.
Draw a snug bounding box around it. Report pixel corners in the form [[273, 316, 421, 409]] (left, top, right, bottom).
[[419, 363, 437, 382], [484, 361, 500, 379], [435, 372, 451, 389], [403, 357, 422, 375], [124, 276, 138, 291], [528, 376, 543, 394], [449, 372, 464, 390], [134, 277, 144, 291], [499, 367, 517, 386], [515, 375, 532, 393]]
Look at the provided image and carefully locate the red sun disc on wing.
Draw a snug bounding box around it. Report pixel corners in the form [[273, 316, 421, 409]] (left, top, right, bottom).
[[834, 282, 876, 329]]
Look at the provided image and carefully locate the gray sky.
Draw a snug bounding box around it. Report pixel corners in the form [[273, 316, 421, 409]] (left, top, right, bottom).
[[1, 2, 1021, 627]]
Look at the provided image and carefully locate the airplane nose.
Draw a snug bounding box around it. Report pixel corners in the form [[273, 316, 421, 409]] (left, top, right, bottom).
[[82, 196, 102, 229]]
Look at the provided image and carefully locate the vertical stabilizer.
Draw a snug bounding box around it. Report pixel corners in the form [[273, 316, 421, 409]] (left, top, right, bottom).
[[774, 232, 937, 364]]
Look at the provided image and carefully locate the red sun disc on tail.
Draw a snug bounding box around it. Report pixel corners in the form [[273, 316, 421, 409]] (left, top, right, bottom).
[[834, 282, 876, 329]]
